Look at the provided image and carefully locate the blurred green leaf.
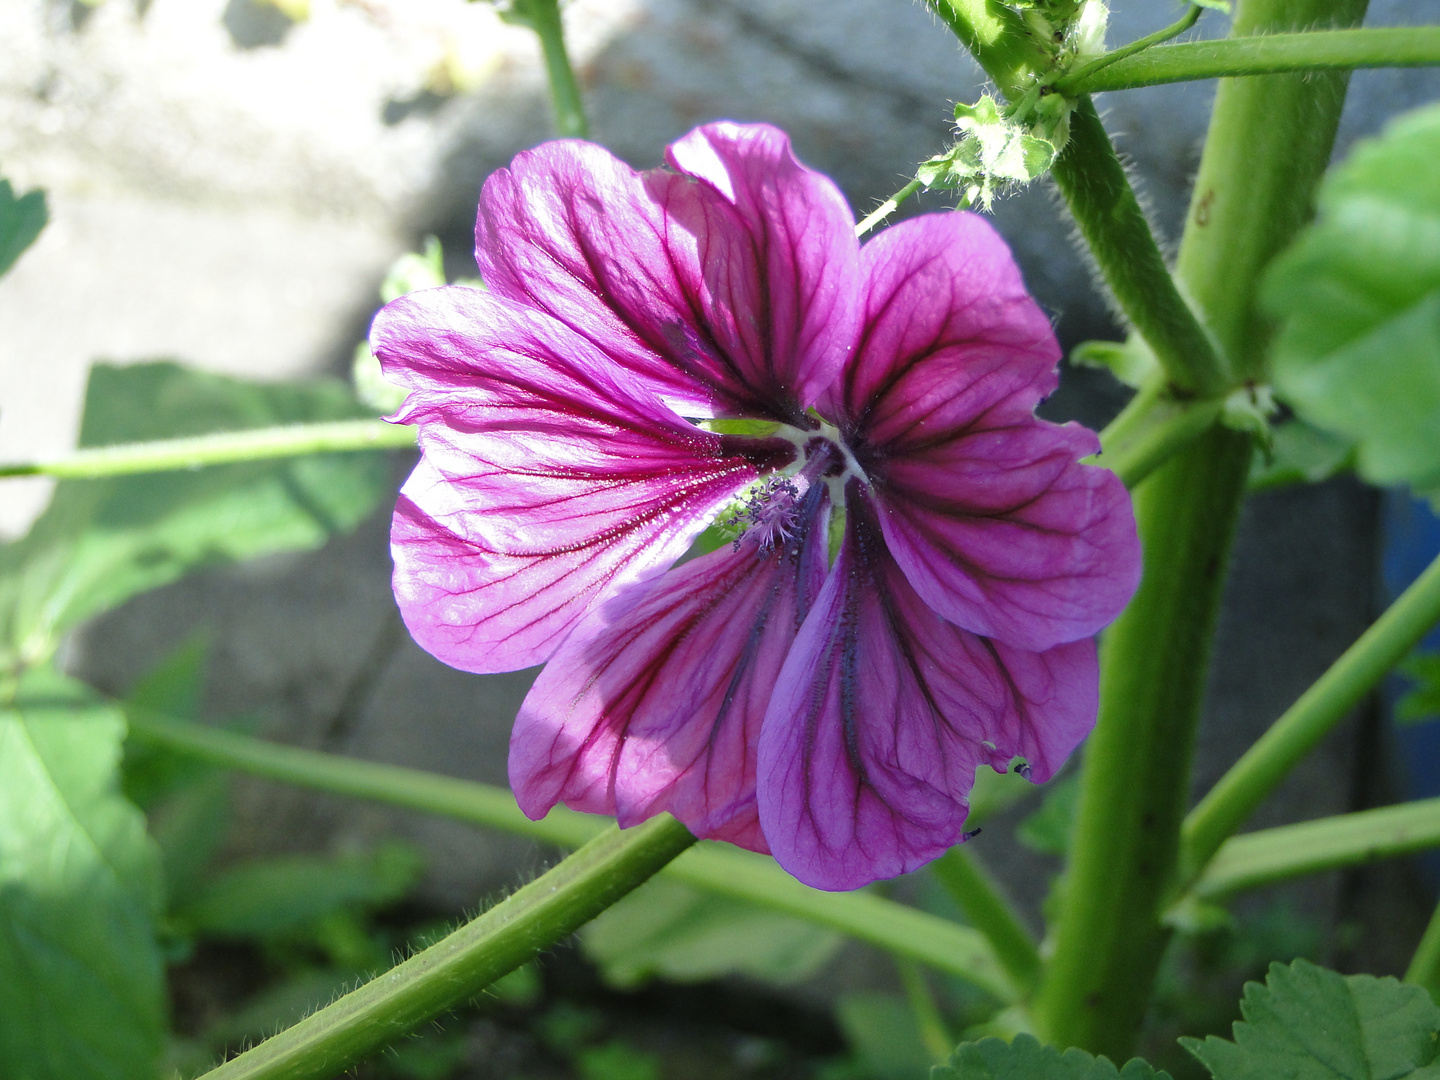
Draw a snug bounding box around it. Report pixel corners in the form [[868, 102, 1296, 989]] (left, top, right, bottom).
[[581, 875, 843, 988], [936, 1033, 1169, 1079], [0, 667, 165, 1080], [1399, 652, 1440, 726], [0, 361, 390, 672], [0, 178, 47, 279], [1248, 419, 1355, 492], [173, 841, 423, 940], [1070, 339, 1158, 390], [1182, 959, 1440, 1079], [380, 236, 446, 303], [578, 1041, 663, 1080], [1265, 101, 1440, 505], [833, 992, 934, 1080], [1016, 776, 1080, 856]]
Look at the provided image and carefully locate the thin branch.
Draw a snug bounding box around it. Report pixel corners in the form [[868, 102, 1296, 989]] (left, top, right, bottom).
[[1066, 26, 1440, 94], [0, 420, 415, 480], [1189, 797, 1440, 898]]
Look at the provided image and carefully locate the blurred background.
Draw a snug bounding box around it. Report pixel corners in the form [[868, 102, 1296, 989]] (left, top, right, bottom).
[[1, 0, 1438, 1075]]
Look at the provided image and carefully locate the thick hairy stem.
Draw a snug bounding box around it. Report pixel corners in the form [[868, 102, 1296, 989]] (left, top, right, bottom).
[[1032, 0, 1368, 1054], [1031, 426, 1253, 1057], [1175, 0, 1370, 382]]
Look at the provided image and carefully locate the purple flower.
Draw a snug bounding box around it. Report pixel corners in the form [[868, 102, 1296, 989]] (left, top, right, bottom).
[[373, 123, 1141, 890]]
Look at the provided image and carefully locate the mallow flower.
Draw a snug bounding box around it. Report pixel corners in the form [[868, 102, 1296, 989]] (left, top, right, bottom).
[[372, 122, 1141, 890]]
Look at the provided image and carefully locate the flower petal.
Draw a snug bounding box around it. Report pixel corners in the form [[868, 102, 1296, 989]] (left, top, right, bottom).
[[474, 124, 859, 420], [376, 286, 767, 674], [833, 213, 1140, 651], [510, 482, 832, 851], [757, 486, 1097, 891]]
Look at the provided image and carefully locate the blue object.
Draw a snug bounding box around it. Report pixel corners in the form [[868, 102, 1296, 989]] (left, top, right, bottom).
[[1383, 491, 1440, 885]]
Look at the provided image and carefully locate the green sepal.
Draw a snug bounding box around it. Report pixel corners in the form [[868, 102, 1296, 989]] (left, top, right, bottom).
[[1071, 338, 1158, 388]]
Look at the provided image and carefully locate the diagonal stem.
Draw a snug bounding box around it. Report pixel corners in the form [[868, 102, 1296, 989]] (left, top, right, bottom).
[[196, 816, 695, 1080], [1180, 548, 1440, 882], [1405, 898, 1440, 991], [125, 710, 1016, 1000], [930, 848, 1041, 998]]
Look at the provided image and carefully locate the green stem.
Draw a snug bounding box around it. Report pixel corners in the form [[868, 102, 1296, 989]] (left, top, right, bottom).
[[510, 0, 589, 138], [0, 420, 415, 480], [930, 848, 1041, 998], [1064, 27, 1440, 94], [930, 0, 1228, 397], [1180, 548, 1440, 880], [1056, 4, 1205, 95], [196, 816, 695, 1080], [1093, 377, 1225, 490], [126, 711, 1015, 1001], [1405, 899, 1440, 991], [1174, 0, 1369, 382], [1188, 797, 1440, 899], [925, 0, 1051, 93], [1050, 97, 1228, 397], [856, 178, 924, 237], [1030, 427, 1254, 1058], [898, 958, 955, 1063]]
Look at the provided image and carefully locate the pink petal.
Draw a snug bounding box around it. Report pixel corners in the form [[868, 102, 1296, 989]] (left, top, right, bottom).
[[474, 124, 859, 420], [510, 482, 832, 851], [376, 287, 775, 674], [758, 487, 1097, 891], [831, 213, 1140, 651]]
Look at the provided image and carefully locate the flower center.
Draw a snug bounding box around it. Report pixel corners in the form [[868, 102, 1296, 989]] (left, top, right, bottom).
[[720, 475, 804, 554]]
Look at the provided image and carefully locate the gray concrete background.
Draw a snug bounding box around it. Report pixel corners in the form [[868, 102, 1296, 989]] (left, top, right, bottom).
[[0, 0, 1436, 975]]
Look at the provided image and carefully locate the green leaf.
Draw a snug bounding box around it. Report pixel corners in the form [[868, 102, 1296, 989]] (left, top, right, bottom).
[[0, 667, 166, 1080], [1182, 958, 1440, 1079], [1016, 776, 1080, 856], [172, 841, 423, 940], [0, 361, 390, 671], [935, 1033, 1171, 1080], [834, 992, 934, 1080], [380, 235, 447, 303], [1399, 652, 1440, 726], [580, 875, 843, 988], [1247, 419, 1355, 492], [1265, 102, 1440, 505], [0, 179, 47, 278]]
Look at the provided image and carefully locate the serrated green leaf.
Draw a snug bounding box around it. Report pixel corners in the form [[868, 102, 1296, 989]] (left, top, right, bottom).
[[1182, 958, 1440, 1079], [0, 179, 47, 279], [1016, 776, 1079, 856], [1265, 102, 1440, 505], [0, 667, 165, 1080], [0, 361, 390, 671], [581, 875, 843, 988], [1398, 652, 1440, 725], [173, 841, 423, 940], [935, 1033, 1171, 1080]]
